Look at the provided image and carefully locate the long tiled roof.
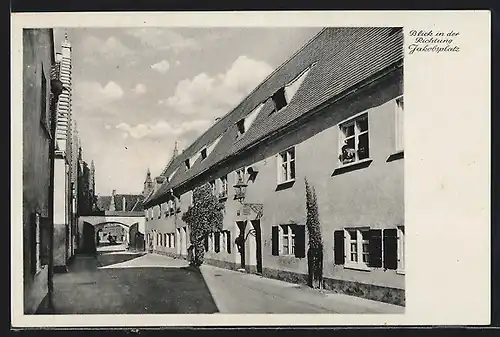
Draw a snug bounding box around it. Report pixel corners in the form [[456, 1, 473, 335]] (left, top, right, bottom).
[[144, 27, 403, 207], [96, 194, 145, 212]]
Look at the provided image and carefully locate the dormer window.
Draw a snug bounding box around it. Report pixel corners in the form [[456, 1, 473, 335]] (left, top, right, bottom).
[[272, 87, 287, 112], [200, 148, 207, 160], [185, 159, 190, 170], [236, 103, 264, 137], [236, 119, 246, 135]]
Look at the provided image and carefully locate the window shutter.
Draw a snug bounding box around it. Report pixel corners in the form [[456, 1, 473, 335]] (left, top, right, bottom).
[[271, 226, 279, 256], [368, 229, 383, 268], [383, 228, 398, 270], [226, 231, 232, 254], [204, 235, 209, 252], [215, 232, 220, 253], [294, 225, 306, 258], [334, 230, 345, 265]]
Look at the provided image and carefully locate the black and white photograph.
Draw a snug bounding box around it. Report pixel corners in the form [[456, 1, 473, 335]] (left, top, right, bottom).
[[22, 25, 405, 316], [12, 11, 491, 328]]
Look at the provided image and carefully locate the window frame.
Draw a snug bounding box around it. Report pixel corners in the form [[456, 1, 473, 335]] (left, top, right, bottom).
[[39, 64, 50, 136], [344, 227, 371, 271], [397, 225, 405, 274], [34, 212, 42, 274], [395, 95, 404, 153], [218, 175, 228, 199], [279, 224, 296, 256], [277, 147, 296, 185], [338, 113, 370, 166]]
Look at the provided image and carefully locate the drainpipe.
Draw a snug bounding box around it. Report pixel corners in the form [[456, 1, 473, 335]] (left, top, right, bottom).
[[48, 79, 64, 310]]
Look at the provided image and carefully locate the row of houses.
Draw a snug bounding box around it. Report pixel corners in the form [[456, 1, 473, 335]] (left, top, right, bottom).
[[22, 29, 95, 313], [142, 27, 405, 306]]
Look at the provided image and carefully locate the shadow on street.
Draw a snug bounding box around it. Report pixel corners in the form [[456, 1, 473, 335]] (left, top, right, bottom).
[[36, 253, 219, 314]]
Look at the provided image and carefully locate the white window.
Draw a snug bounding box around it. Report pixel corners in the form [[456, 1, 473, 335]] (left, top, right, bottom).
[[280, 225, 296, 256], [397, 226, 405, 273], [219, 175, 228, 199], [277, 147, 296, 184], [235, 167, 246, 185], [209, 180, 216, 195], [34, 213, 41, 273], [339, 114, 369, 165], [345, 228, 370, 268], [222, 231, 227, 253], [395, 96, 404, 152]]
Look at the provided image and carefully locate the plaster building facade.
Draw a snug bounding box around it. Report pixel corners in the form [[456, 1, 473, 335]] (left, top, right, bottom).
[[143, 27, 405, 305], [22, 28, 61, 314]]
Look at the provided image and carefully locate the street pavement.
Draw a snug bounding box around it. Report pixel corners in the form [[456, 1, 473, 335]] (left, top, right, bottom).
[[38, 247, 218, 314], [200, 263, 404, 314], [39, 247, 404, 314]]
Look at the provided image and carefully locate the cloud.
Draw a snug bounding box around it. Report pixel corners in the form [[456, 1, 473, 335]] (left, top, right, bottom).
[[115, 119, 211, 140], [126, 28, 199, 53], [104, 124, 111, 130], [80, 35, 133, 63], [176, 60, 181, 66], [73, 80, 124, 115], [150, 60, 170, 74], [133, 83, 147, 95], [76, 80, 124, 101], [160, 55, 273, 119]]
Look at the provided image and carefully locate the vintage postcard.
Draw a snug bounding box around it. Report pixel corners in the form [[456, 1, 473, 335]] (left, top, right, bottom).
[[11, 10, 491, 328]]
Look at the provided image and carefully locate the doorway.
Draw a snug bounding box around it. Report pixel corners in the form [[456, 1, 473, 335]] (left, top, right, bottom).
[[251, 220, 263, 274], [236, 221, 246, 269], [82, 222, 96, 255]]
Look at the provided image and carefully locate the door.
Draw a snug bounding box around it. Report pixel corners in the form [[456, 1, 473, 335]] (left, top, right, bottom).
[[82, 222, 96, 254], [252, 220, 263, 274], [236, 221, 247, 269]]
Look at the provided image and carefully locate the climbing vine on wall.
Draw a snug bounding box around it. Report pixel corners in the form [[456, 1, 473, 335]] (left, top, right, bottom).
[[182, 183, 224, 267]]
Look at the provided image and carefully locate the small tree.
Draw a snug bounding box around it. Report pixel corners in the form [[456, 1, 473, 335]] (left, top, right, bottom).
[[305, 178, 323, 289], [182, 183, 224, 267]]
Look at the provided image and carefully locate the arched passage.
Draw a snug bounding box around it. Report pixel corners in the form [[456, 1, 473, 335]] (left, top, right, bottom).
[[81, 222, 96, 255], [94, 222, 130, 247]]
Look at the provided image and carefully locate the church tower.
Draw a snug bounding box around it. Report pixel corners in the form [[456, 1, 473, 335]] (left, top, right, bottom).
[[142, 168, 154, 198]]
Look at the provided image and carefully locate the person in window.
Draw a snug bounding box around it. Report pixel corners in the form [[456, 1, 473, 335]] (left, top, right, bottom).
[[339, 140, 356, 163]]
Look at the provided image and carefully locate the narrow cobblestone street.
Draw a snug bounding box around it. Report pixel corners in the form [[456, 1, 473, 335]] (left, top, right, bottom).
[[38, 246, 404, 314]]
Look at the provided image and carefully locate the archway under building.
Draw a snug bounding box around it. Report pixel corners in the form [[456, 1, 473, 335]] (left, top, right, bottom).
[[77, 213, 146, 254]]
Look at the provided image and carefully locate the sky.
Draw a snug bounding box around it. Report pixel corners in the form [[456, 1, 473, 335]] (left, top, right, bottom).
[[53, 27, 323, 196]]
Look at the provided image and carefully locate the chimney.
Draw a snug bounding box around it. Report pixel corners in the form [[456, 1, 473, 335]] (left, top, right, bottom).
[[123, 196, 126, 211]]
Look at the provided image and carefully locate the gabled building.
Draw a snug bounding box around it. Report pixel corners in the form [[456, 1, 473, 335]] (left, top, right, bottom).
[[143, 27, 405, 305]]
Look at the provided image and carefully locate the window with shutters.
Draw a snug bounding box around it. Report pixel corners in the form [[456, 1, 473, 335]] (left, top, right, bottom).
[[338, 114, 369, 165], [397, 226, 405, 274], [277, 147, 296, 184], [272, 225, 305, 258], [395, 96, 404, 152], [344, 228, 371, 270]]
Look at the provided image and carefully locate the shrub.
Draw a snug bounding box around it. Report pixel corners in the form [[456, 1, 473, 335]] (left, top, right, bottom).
[[305, 178, 323, 289], [182, 183, 224, 267]]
